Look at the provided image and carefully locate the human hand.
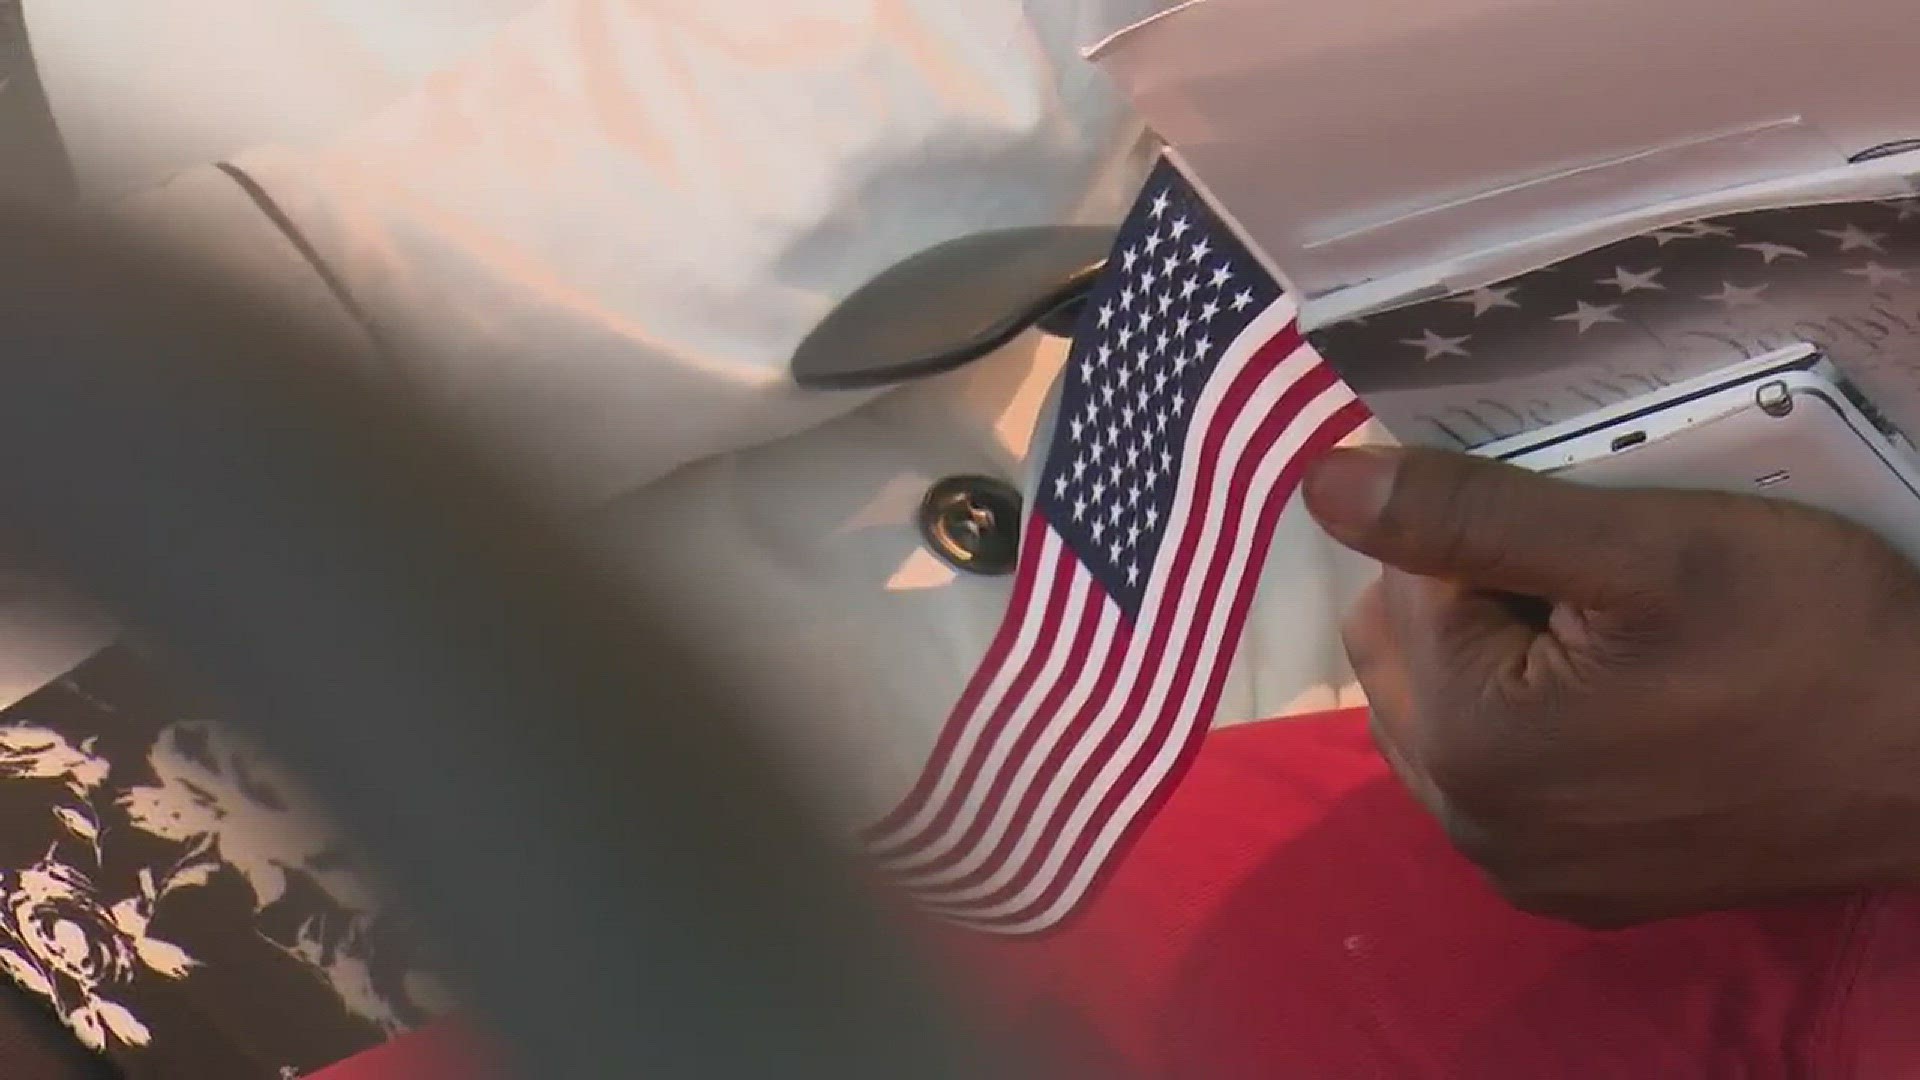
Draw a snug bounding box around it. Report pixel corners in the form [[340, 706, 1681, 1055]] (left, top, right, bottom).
[[1304, 445, 1920, 928]]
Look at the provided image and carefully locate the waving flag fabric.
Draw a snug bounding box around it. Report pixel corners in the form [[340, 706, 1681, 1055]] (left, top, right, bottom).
[[867, 157, 1370, 933]]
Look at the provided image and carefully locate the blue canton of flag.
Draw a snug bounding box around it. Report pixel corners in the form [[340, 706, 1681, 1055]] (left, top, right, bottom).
[[867, 157, 1371, 934], [1039, 174, 1286, 619]]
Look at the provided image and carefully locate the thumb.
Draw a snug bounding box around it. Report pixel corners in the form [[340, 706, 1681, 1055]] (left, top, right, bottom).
[[1303, 446, 1669, 606]]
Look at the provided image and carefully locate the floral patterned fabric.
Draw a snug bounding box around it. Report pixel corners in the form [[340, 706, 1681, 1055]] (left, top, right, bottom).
[[0, 646, 444, 1077]]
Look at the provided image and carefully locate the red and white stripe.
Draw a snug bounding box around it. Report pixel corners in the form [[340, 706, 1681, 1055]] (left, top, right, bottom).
[[867, 300, 1369, 933]]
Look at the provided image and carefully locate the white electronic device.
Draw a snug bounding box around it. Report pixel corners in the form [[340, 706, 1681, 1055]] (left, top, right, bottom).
[[1472, 345, 1920, 567]]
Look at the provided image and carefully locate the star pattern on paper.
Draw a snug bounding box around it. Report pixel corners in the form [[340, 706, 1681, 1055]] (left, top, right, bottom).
[[1881, 199, 1920, 222], [1553, 301, 1624, 333], [1311, 200, 1920, 449], [1702, 281, 1770, 308], [1401, 329, 1471, 360], [1453, 285, 1521, 316], [1819, 224, 1888, 253], [1738, 241, 1807, 264], [1596, 266, 1664, 293], [1845, 261, 1911, 287]]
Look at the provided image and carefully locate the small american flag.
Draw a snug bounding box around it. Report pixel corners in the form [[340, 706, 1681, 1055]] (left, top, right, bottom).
[[866, 159, 1370, 934]]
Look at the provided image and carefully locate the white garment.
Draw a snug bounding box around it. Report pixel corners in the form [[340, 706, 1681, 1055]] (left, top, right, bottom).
[[19, 0, 1374, 825], [31, 0, 530, 199]]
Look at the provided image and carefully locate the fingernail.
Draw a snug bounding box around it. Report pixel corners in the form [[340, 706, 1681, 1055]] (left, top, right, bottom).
[[1304, 446, 1399, 533]]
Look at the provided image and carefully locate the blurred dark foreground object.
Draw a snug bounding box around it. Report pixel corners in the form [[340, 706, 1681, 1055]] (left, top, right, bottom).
[[0, 203, 985, 1079]]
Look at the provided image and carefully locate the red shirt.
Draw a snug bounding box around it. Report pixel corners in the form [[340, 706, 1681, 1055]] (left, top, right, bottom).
[[324, 709, 1920, 1078], [960, 710, 1920, 1078]]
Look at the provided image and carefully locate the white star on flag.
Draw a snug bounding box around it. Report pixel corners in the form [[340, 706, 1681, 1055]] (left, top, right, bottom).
[[1819, 224, 1888, 253], [1596, 267, 1664, 293], [1402, 328, 1471, 359], [1703, 281, 1770, 308], [1452, 285, 1520, 316], [1882, 199, 1920, 222], [1845, 262, 1911, 287], [1738, 241, 1807, 264], [1648, 228, 1697, 246], [1687, 221, 1736, 239], [1553, 301, 1624, 333]]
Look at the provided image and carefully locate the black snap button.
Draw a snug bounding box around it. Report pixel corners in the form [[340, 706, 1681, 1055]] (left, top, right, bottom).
[[919, 475, 1022, 576]]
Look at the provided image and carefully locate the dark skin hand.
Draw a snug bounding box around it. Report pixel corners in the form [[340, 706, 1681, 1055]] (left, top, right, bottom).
[[1302, 445, 1920, 929]]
